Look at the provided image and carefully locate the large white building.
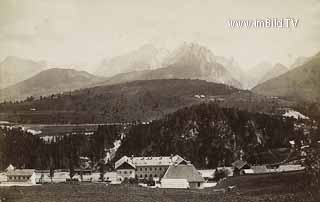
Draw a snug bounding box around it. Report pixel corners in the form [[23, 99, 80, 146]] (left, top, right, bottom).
[[115, 155, 186, 180]]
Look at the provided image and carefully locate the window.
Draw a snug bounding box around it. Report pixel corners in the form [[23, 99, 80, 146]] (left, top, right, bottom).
[[198, 182, 201, 187], [145, 174, 147, 178], [124, 171, 127, 174], [140, 168, 142, 171], [140, 174, 143, 178], [154, 174, 157, 177], [145, 168, 147, 171], [130, 171, 132, 174], [119, 171, 121, 174], [159, 167, 162, 170], [155, 167, 157, 171], [150, 168, 152, 171]]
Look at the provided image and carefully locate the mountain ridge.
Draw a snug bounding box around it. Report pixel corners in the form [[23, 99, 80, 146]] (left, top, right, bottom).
[[0, 68, 105, 101], [252, 52, 320, 103]]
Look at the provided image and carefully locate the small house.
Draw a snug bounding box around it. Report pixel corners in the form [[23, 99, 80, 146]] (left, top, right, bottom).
[[161, 163, 205, 189], [232, 160, 250, 176], [6, 169, 36, 185]]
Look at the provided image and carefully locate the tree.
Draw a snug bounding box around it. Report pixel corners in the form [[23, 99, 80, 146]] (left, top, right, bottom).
[[98, 160, 106, 182], [69, 161, 75, 180], [304, 145, 320, 189], [49, 166, 55, 183]]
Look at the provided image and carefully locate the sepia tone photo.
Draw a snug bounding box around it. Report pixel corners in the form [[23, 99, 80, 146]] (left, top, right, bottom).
[[0, 0, 319, 201]]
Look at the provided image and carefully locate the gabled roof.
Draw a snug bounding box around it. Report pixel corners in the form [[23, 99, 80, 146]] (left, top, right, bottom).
[[6, 164, 15, 171], [7, 169, 35, 176], [162, 164, 204, 182], [117, 161, 136, 169], [232, 160, 250, 170], [115, 155, 185, 169]]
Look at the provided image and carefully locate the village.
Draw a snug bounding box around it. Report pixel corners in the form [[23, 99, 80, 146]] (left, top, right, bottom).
[[0, 151, 305, 190]]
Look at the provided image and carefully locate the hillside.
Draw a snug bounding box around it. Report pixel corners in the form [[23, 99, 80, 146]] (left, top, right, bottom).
[[115, 102, 297, 168], [259, 63, 288, 84], [0, 79, 238, 123], [101, 43, 242, 89], [0, 68, 105, 102], [0, 56, 46, 89], [253, 52, 320, 103]]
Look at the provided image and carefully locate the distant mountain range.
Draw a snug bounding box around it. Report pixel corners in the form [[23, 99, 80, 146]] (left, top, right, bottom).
[[253, 52, 320, 103], [100, 43, 242, 89], [1, 44, 317, 104], [0, 56, 46, 89], [0, 68, 105, 101]]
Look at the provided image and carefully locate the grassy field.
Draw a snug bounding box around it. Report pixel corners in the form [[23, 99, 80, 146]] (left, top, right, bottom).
[[0, 172, 319, 202]]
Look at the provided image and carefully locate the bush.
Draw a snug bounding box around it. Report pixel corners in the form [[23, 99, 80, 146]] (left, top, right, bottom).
[[304, 145, 320, 189], [214, 168, 228, 181]]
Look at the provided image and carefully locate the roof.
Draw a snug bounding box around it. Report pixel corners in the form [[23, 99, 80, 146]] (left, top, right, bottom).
[[115, 155, 185, 169], [232, 160, 250, 170], [6, 164, 15, 171], [198, 169, 215, 178], [162, 164, 204, 182], [7, 169, 35, 176], [117, 161, 136, 169]]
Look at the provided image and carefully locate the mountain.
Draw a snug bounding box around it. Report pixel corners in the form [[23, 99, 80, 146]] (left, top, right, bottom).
[[246, 62, 273, 88], [0, 68, 105, 101], [0, 56, 46, 89], [95, 44, 169, 77], [102, 43, 242, 89], [214, 56, 248, 88], [0, 79, 238, 123], [290, 56, 310, 69], [259, 63, 289, 84], [253, 52, 320, 103]]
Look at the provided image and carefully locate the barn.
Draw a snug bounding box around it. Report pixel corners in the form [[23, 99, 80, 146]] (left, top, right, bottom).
[[161, 163, 205, 189]]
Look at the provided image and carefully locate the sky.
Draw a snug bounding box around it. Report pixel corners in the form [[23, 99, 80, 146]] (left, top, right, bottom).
[[0, 0, 320, 72]]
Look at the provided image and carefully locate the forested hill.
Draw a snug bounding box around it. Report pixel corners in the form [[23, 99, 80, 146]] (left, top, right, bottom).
[[1, 102, 314, 171], [0, 79, 238, 124], [115, 102, 309, 168]]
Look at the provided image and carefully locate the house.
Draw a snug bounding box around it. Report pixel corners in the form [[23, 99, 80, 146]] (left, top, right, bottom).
[[6, 169, 36, 185], [232, 160, 250, 176], [0, 172, 7, 183], [198, 169, 215, 181], [115, 155, 186, 180], [161, 163, 205, 189]]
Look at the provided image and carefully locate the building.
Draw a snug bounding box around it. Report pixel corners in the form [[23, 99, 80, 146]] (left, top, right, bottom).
[[115, 155, 186, 180], [232, 160, 251, 176], [0, 172, 7, 183], [198, 169, 215, 181], [161, 163, 205, 189], [6, 169, 36, 185]]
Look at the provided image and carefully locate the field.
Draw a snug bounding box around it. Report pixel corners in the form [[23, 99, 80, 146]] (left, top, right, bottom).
[[0, 171, 319, 202]]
